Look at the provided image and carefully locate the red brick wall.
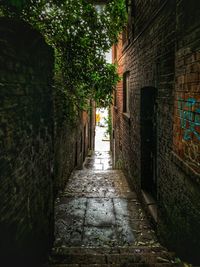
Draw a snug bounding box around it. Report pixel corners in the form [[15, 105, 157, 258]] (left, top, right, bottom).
[[173, 50, 200, 173], [112, 0, 200, 264], [112, 35, 125, 167]]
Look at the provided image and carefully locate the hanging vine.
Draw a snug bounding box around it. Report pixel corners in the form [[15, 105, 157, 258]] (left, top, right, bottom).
[[1, 0, 127, 120]]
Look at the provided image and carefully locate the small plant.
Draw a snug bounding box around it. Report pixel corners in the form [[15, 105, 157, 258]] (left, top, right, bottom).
[[104, 112, 112, 137], [115, 158, 124, 169]]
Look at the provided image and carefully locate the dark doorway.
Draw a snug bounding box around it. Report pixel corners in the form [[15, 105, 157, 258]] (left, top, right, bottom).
[[140, 87, 157, 199]]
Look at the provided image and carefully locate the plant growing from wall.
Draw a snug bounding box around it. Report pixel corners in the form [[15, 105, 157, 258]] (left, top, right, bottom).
[[1, 0, 127, 123], [104, 111, 112, 137]]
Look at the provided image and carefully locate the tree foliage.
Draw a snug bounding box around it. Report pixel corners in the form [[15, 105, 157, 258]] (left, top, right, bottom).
[[1, 0, 127, 113]]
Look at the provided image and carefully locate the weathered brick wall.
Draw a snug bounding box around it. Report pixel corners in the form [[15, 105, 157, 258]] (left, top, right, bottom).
[[112, 36, 125, 168], [159, 0, 200, 263], [134, 0, 165, 36], [0, 18, 54, 263], [173, 0, 200, 173], [54, 122, 79, 192], [0, 16, 95, 265], [114, 0, 176, 185], [113, 0, 200, 264], [54, 103, 93, 193]]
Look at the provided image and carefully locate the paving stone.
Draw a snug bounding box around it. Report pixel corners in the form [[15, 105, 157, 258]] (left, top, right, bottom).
[[50, 265, 79, 267], [115, 225, 135, 245], [114, 198, 140, 219], [51, 149, 182, 267], [94, 159, 101, 164], [85, 198, 115, 226], [93, 164, 104, 170], [83, 226, 118, 247], [80, 265, 120, 267], [52, 254, 106, 264]]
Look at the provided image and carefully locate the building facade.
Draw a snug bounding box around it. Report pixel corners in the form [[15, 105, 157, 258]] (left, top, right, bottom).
[[112, 0, 200, 264]]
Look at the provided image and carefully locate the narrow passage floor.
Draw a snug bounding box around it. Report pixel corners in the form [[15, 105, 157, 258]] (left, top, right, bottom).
[[50, 129, 182, 266]]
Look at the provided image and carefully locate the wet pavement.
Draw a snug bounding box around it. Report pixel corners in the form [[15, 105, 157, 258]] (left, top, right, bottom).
[[83, 151, 112, 171], [50, 127, 183, 266], [95, 126, 110, 152], [54, 173, 154, 248], [54, 152, 158, 249]]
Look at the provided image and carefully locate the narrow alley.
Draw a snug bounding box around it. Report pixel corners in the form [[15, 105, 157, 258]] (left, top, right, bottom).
[[1, 1, 200, 267], [48, 127, 181, 267]]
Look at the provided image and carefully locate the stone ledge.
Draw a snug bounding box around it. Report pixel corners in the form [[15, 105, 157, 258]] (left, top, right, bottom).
[[141, 190, 158, 224]]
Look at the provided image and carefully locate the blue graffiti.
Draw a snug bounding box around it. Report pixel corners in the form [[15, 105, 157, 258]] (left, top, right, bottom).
[[178, 98, 200, 141]]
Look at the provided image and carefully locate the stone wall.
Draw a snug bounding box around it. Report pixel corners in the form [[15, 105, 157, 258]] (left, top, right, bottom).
[[0, 18, 54, 263], [112, 0, 200, 264]]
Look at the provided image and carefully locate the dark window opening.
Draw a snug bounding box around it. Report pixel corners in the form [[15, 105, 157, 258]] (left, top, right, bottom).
[[114, 89, 117, 107], [113, 45, 117, 61], [122, 26, 129, 45], [123, 71, 130, 114]]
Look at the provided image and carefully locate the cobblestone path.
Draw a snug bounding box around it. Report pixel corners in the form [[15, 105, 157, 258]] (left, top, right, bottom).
[[48, 150, 183, 267]]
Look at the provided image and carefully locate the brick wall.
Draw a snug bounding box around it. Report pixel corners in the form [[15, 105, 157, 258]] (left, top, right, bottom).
[[0, 18, 54, 263], [173, 52, 200, 172], [161, 0, 200, 262], [0, 17, 95, 265], [54, 106, 94, 193], [173, 0, 200, 174], [113, 0, 176, 185], [112, 35, 125, 168], [112, 0, 200, 264]]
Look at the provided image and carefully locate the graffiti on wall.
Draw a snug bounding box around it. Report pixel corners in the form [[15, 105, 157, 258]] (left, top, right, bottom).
[[178, 97, 200, 141]]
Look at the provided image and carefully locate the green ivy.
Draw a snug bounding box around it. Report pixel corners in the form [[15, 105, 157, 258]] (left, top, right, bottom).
[[1, 0, 127, 121], [1, 0, 29, 12]]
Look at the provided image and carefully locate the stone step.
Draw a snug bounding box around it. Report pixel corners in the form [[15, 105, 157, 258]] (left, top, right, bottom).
[[68, 169, 124, 177], [51, 246, 172, 255], [48, 264, 182, 267], [50, 246, 180, 266]]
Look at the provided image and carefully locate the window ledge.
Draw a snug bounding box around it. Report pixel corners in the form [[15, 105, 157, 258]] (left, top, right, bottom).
[[142, 190, 157, 224]]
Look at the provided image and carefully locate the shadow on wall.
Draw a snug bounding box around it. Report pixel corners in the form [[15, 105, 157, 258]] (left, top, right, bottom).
[[0, 18, 54, 265]]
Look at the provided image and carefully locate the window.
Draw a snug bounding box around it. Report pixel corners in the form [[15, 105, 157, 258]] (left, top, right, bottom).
[[122, 26, 129, 46], [114, 88, 117, 107], [123, 72, 130, 114], [113, 44, 117, 62]]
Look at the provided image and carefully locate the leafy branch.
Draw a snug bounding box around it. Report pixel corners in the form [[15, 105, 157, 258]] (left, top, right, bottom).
[[1, 0, 127, 121]]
